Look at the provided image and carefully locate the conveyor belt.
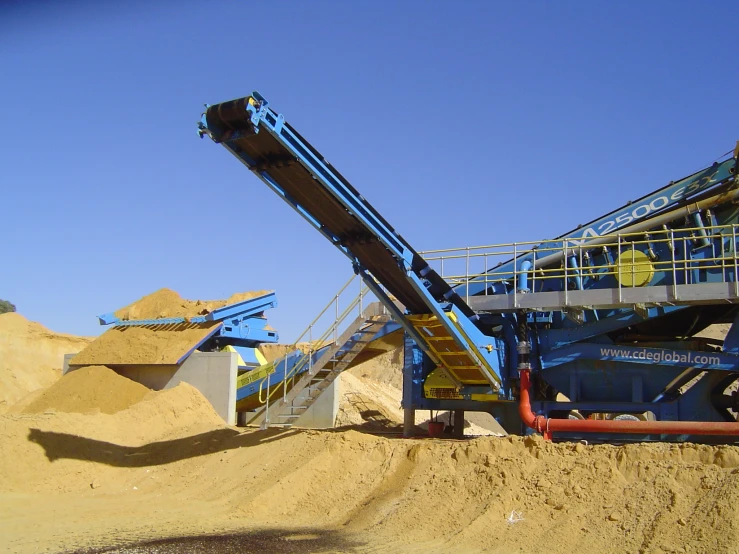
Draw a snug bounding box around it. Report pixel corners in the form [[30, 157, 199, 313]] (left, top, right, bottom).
[[209, 99, 473, 318], [200, 94, 504, 389]]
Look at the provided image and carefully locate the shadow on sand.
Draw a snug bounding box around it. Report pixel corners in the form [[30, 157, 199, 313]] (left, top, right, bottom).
[[27, 426, 301, 467], [64, 527, 363, 554]]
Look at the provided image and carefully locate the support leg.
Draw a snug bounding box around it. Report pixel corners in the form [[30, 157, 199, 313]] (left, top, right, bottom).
[[404, 407, 415, 438], [453, 409, 465, 438]]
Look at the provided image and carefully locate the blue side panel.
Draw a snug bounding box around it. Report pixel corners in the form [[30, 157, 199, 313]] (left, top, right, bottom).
[[723, 312, 739, 354], [233, 346, 261, 367], [538, 305, 685, 352], [402, 334, 426, 410]]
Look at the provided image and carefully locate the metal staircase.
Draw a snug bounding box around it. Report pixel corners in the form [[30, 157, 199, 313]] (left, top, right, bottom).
[[242, 274, 394, 429], [257, 304, 390, 428]]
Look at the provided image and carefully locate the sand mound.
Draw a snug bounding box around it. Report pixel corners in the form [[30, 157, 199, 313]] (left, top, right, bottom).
[[113, 288, 272, 321], [337, 372, 404, 430], [4, 423, 737, 553], [0, 381, 224, 499], [0, 313, 93, 413], [239, 433, 739, 554], [69, 322, 221, 366], [123, 382, 225, 438], [347, 347, 403, 389], [21, 365, 150, 415]]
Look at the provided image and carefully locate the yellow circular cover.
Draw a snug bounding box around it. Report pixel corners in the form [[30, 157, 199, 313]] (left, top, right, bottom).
[[615, 249, 654, 287]]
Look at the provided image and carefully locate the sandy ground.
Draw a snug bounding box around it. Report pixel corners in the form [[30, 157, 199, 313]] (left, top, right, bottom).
[[3, 388, 739, 553], [0, 313, 93, 414], [2, 313, 739, 553]]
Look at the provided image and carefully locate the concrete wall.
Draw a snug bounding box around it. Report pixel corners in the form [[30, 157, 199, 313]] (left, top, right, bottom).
[[64, 352, 339, 429], [65, 352, 238, 425], [292, 380, 339, 429]]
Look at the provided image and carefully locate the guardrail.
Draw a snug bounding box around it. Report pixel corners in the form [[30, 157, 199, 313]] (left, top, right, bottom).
[[256, 274, 387, 422], [420, 223, 739, 307]]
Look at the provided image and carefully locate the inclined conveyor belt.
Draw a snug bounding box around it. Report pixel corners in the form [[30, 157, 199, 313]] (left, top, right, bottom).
[[204, 97, 475, 319]]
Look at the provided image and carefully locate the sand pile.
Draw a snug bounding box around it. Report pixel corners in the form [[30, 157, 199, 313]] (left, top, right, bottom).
[[20, 365, 150, 415], [336, 371, 405, 430], [233, 433, 739, 553], [3, 419, 738, 553], [70, 322, 221, 366], [347, 347, 403, 389], [0, 313, 93, 413], [113, 288, 272, 321], [1, 375, 224, 496]]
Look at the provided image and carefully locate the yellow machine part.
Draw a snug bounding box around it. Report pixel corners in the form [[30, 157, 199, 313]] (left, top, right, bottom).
[[615, 248, 654, 287], [236, 360, 276, 389], [407, 313, 498, 386], [222, 345, 268, 367], [423, 368, 500, 401]]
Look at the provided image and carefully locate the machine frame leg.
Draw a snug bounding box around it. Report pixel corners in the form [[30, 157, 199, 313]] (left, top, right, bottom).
[[404, 408, 415, 437], [453, 409, 465, 438]]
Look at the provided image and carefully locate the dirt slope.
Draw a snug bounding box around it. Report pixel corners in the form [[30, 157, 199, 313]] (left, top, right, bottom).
[[0, 313, 93, 413]]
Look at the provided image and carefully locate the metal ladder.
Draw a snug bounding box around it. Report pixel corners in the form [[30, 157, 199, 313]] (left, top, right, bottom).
[[254, 303, 390, 428]]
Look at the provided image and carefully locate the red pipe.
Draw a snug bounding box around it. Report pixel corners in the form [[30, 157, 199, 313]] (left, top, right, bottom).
[[518, 369, 739, 440]]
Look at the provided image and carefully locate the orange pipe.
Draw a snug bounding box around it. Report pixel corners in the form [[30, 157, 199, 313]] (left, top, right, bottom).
[[518, 369, 739, 440]]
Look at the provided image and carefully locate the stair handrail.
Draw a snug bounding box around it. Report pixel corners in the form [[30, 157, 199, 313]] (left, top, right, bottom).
[[256, 273, 379, 409]]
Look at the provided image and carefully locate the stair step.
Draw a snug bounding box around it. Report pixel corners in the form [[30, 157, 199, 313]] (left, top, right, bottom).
[[260, 314, 392, 430]]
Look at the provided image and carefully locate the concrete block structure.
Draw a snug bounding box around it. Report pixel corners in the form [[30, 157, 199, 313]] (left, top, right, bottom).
[[64, 351, 338, 428]]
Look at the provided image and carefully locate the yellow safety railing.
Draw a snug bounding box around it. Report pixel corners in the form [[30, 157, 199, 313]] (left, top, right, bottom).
[[255, 273, 383, 419], [420, 222, 739, 304]]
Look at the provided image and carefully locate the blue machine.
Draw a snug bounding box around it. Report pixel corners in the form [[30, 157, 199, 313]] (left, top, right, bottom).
[[98, 292, 279, 368], [199, 92, 739, 443]]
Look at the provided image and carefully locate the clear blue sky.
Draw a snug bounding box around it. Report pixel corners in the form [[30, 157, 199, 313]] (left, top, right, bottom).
[[3, 0, 738, 340]]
